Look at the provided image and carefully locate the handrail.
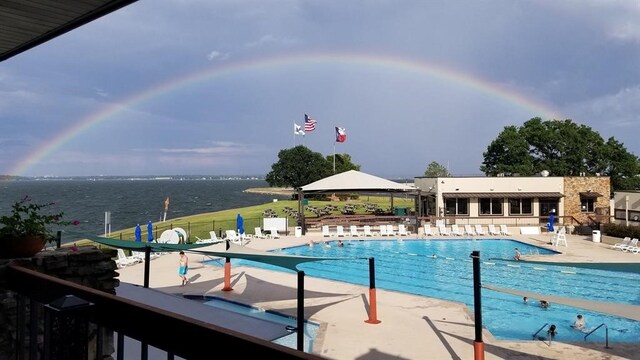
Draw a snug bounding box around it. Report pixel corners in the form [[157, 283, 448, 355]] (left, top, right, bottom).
[[532, 323, 548, 338], [584, 323, 610, 349]]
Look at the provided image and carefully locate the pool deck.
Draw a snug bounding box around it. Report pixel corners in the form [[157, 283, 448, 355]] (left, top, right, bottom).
[[115, 230, 640, 360]]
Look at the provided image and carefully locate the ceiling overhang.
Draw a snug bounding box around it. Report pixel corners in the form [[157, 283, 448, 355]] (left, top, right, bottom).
[[0, 0, 138, 62]]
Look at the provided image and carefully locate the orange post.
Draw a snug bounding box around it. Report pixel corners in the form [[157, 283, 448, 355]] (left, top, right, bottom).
[[365, 288, 381, 324], [474, 341, 485, 360], [222, 258, 232, 291]]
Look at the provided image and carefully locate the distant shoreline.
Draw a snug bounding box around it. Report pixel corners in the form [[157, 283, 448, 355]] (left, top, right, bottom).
[[244, 187, 294, 196]]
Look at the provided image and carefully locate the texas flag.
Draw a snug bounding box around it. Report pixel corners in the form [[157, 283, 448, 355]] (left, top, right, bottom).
[[335, 127, 346, 143]]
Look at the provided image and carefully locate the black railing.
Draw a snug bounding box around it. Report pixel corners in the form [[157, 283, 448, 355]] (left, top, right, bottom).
[[5, 264, 324, 360], [584, 323, 610, 349]]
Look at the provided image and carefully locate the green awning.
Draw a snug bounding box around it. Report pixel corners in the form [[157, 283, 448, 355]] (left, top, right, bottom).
[[88, 237, 361, 271]]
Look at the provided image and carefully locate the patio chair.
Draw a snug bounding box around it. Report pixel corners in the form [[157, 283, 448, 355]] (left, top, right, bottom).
[[116, 249, 141, 268], [397, 224, 411, 236], [386, 224, 397, 236], [499, 225, 512, 236], [322, 225, 332, 237], [379, 224, 389, 236], [610, 237, 631, 250], [621, 238, 638, 252], [451, 224, 464, 236], [474, 225, 486, 236], [349, 225, 361, 237], [225, 229, 250, 245], [463, 224, 476, 236], [336, 225, 346, 237], [437, 224, 450, 236], [422, 224, 435, 236], [253, 227, 269, 239], [363, 225, 375, 237], [487, 224, 500, 236], [268, 228, 281, 239]]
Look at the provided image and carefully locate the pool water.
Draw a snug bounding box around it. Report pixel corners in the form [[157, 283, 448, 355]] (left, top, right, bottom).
[[196, 296, 319, 352], [216, 239, 640, 343]]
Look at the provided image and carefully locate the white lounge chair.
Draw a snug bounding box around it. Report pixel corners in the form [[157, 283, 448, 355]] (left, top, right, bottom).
[[463, 224, 476, 236], [386, 224, 397, 236], [225, 229, 250, 245], [437, 224, 450, 236], [487, 224, 500, 236], [451, 224, 464, 236], [422, 224, 435, 236], [474, 225, 486, 236], [132, 250, 160, 261], [336, 225, 346, 237], [253, 227, 269, 239], [621, 238, 638, 252], [363, 225, 375, 237], [349, 225, 361, 237], [322, 225, 332, 237], [499, 225, 512, 236], [379, 225, 389, 236], [397, 224, 411, 236], [268, 228, 280, 239], [610, 237, 631, 250], [115, 248, 141, 268], [195, 231, 222, 244]]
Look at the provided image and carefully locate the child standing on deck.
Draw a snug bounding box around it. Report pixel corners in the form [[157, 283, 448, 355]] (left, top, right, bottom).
[[178, 251, 189, 286]]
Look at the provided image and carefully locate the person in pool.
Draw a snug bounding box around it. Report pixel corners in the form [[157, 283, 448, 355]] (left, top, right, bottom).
[[571, 314, 586, 331]]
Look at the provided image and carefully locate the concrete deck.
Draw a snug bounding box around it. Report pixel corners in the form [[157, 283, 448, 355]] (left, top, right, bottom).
[[115, 230, 640, 360]]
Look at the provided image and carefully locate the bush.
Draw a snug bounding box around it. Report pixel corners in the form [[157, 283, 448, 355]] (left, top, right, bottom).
[[602, 223, 640, 239]]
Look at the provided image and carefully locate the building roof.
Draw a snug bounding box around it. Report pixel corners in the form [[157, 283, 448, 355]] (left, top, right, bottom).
[[0, 0, 137, 62], [300, 170, 416, 194], [442, 192, 564, 199]]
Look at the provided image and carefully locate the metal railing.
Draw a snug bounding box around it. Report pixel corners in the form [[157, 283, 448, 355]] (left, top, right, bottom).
[[584, 323, 610, 349], [5, 264, 324, 360], [532, 323, 549, 339]]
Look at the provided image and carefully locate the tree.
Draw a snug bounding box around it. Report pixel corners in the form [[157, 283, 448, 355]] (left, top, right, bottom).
[[325, 153, 360, 174], [265, 146, 332, 189], [423, 161, 451, 177], [481, 118, 640, 191]]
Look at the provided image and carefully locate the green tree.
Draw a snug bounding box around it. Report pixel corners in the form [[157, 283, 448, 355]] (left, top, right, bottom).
[[481, 118, 640, 191], [326, 153, 360, 174], [423, 161, 451, 177], [266, 146, 332, 189]]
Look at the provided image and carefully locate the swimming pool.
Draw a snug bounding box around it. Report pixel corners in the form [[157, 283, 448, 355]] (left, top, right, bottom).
[[186, 296, 319, 352], [213, 239, 640, 343]]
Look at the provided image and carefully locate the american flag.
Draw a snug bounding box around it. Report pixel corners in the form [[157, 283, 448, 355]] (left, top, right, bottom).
[[304, 114, 317, 132]]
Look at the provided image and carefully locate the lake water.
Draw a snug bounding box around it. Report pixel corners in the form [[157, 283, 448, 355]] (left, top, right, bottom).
[[0, 177, 288, 242]]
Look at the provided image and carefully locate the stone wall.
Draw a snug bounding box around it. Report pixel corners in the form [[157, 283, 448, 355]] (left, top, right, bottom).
[[0, 245, 119, 358], [563, 176, 610, 224]]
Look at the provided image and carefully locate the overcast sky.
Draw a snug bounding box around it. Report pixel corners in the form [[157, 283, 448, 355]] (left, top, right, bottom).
[[1, 0, 639, 179]]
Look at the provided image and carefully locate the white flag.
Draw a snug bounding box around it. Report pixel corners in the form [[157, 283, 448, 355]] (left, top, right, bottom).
[[294, 123, 305, 136]]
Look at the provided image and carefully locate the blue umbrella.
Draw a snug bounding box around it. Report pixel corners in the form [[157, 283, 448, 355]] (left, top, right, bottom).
[[135, 224, 142, 242], [547, 210, 555, 232], [147, 221, 154, 242], [236, 213, 244, 234]]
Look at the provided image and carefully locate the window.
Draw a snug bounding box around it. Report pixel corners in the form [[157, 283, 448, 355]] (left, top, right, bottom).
[[539, 199, 559, 216], [580, 197, 594, 212], [614, 209, 640, 222], [479, 198, 503, 215], [509, 198, 532, 215], [445, 198, 468, 215]]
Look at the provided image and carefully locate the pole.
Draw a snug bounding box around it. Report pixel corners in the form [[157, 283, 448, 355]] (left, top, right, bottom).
[[297, 271, 305, 351], [333, 142, 336, 173], [471, 250, 484, 360]]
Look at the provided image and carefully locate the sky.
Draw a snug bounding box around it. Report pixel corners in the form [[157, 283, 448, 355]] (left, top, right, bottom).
[[1, 0, 639, 179]]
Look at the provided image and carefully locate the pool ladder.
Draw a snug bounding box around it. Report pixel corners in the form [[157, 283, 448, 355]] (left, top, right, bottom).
[[532, 323, 548, 339], [584, 323, 610, 349]]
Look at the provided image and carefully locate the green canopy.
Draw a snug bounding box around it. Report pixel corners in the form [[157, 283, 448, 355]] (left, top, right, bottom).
[[88, 236, 361, 271]]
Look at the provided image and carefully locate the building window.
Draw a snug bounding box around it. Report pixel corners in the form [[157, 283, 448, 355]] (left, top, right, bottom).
[[614, 210, 640, 222], [580, 197, 595, 212], [479, 198, 503, 215], [539, 199, 559, 216], [445, 198, 469, 215], [509, 198, 532, 215]]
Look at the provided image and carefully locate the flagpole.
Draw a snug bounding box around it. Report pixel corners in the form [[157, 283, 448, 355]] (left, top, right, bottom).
[[333, 142, 336, 173]]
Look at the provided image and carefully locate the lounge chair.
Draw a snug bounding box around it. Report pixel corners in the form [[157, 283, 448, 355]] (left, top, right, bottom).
[[349, 225, 361, 237], [422, 224, 435, 236], [437, 224, 450, 236], [487, 224, 500, 236], [269, 228, 281, 239], [336, 225, 346, 237], [379, 225, 389, 236], [225, 229, 250, 245], [499, 225, 512, 236], [451, 224, 464, 236], [397, 224, 411, 236], [322, 225, 332, 237], [116, 249, 141, 268], [621, 238, 638, 252], [463, 224, 476, 236], [132, 250, 161, 261], [363, 225, 375, 237], [195, 231, 222, 244], [386, 224, 397, 236], [474, 225, 486, 236], [253, 227, 269, 239], [610, 237, 631, 250]]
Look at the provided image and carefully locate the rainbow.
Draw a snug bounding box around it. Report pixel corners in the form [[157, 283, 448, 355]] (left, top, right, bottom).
[[10, 52, 561, 176]]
